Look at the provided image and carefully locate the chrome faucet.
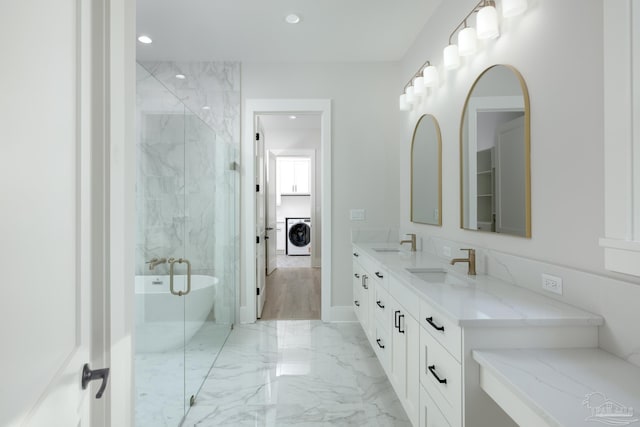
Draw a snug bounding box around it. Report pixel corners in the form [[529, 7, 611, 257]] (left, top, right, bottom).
[[400, 233, 417, 252], [450, 249, 476, 276], [147, 257, 167, 271]]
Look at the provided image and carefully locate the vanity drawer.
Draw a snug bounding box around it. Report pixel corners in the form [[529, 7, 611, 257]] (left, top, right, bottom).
[[374, 282, 391, 330], [420, 326, 462, 427], [420, 299, 462, 362], [420, 385, 453, 427], [373, 320, 390, 372]]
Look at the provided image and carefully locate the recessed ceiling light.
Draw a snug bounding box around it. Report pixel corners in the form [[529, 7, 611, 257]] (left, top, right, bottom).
[[175, 74, 186, 80], [202, 106, 211, 110], [289, 115, 297, 120], [285, 14, 301, 24], [137, 35, 153, 44]]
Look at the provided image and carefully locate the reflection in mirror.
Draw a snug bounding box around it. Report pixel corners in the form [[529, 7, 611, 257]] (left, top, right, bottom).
[[460, 65, 531, 237], [411, 114, 442, 225]]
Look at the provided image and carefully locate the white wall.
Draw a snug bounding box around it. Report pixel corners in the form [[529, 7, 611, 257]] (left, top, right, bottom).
[[242, 62, 400, 309], [399, 0, 640, 365]]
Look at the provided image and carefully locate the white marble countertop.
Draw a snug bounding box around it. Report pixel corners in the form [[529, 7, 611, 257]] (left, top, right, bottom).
[[472, 348, 640, 427], [353, 243, 603, 327]]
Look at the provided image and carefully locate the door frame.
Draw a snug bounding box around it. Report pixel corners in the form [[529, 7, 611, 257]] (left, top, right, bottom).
[[242, 99, 331, 323], [105, 0, 136, 425]]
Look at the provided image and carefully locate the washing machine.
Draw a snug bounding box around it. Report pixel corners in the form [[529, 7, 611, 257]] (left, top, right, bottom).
[[286, 217, 311, 256]]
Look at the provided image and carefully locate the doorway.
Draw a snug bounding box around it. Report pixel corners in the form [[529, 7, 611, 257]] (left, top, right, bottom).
[[243, 100, 332, 323], [258, 114, 321, 319]]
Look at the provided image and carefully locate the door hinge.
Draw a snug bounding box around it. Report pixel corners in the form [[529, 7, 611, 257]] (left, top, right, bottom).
[[256, 133, 260, 141], [257, 287, 260, 296], [256, 236, 260, 244], [256, 184, 260, 192]]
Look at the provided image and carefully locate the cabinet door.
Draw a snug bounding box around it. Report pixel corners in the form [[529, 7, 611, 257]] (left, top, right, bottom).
[[293, 159, 310, 193], [390, 299, 420, 426], [278, 157, 295, 194]]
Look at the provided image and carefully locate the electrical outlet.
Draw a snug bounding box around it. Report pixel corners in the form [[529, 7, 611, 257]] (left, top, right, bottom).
[[542, 274, 563, 295], [443, 246, 452, 257]]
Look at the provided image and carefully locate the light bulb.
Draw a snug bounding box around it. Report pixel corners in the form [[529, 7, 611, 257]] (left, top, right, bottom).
[[502, 0, 527, 17], [477, 5, 499, 39], [458, 27, 478, 56], [413, 76, 425, 94], [399, 94, 411, 111], [443, 44, 461, 70], [423, 65, 439, 88]]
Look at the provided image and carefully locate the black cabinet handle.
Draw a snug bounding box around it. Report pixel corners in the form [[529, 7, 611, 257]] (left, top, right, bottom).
[[376, 339, 385, 349], [354, 300, 360, 307], [428, 365, 447, 384], [362, 275, 368, 289], [375, 272, 384, 278], [353, 252, 359, 257], [376, 300, 385, 309], [82, 363, 110, 399], [426, 316, 445, 332], [398, 314, 405, 334], [354, 273, 360, 278], [394, 310, 401, 329]]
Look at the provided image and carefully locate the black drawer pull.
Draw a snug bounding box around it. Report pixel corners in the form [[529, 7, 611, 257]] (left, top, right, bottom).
[[354, 273, 360, 278], [394, 310, 401, 329], [362, 275, 368, 289], [353, 252, 359, 257], [376, 300, 385, 309], [354, 300, 360, 307], [428, 365, 447, 384], [376, 339, 385, 349], [398, 314, 405, 334], [375, 272, 384, 278], [426, 317, 445, 332]]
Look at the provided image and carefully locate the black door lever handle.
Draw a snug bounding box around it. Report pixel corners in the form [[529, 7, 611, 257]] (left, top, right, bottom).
[[82, 363, 110, 399]]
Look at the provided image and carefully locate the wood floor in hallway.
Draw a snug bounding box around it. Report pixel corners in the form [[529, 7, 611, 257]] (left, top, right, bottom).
[[260, 267, 321, 320]]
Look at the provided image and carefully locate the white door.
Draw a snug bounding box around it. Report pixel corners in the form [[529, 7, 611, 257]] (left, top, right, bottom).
[[0, 1, 100, 425], [495, 115, 526, 236], [266, 151, 278, 275], [255, 130, 267, 318]]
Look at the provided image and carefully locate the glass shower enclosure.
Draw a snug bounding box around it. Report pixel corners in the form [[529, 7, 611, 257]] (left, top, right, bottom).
[[134, 63, 239, 426]]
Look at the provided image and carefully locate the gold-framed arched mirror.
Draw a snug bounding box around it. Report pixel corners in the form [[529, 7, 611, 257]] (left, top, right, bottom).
[[411, 114, 442, 225], [460, 65, 531, 237]]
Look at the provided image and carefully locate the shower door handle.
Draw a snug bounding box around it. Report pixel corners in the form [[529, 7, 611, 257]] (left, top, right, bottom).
[[168, 257, 192, 296]]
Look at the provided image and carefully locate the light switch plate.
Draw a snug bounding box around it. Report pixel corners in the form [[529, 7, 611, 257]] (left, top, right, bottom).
[[350, 209, 365, 221], [443, 246, 452, 257]]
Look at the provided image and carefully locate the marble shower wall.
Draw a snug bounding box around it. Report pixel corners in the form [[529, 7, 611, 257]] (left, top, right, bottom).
[[135, 62, 240, 322]]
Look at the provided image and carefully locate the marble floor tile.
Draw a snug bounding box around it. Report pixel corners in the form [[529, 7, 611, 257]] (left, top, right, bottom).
[[181, 320, 410, 426]]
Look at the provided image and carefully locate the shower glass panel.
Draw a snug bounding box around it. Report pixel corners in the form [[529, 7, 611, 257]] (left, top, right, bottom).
[[135, 63, 238, 426]]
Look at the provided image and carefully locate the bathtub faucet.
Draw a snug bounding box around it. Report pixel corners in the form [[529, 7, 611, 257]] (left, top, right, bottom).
[[147, 257, 167, 271]]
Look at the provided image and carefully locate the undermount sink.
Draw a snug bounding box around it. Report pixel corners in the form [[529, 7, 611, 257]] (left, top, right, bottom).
[[406, 267, 469, 286], [372, 248, 401, 253]]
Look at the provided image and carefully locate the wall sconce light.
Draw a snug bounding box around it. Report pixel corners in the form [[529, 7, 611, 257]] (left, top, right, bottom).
[[399, 0, 527, 111], [477, 1, 500, 39], [458, 24, 478, 56], [443, 44, 461, 70], [399, 94, 411, 111]]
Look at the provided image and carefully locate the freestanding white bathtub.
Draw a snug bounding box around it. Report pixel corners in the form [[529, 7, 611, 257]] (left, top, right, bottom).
[[135, 274, 219, 353]]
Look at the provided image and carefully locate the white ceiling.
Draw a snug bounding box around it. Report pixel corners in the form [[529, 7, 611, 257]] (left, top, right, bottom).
[[136, 0, 442, 62], [259, 114, 321, 132]]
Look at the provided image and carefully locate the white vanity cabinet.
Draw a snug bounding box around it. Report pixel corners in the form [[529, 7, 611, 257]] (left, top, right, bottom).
[[351, 243, 603, 427]]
